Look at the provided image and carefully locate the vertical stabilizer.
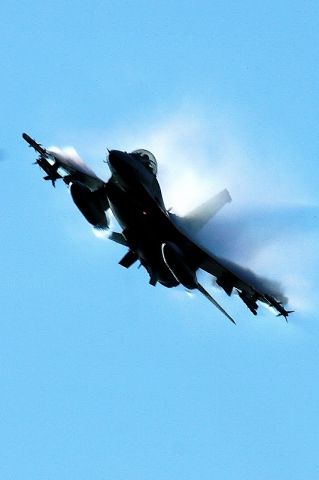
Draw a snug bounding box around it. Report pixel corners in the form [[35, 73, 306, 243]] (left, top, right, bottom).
[[180, 189, 232, 232]]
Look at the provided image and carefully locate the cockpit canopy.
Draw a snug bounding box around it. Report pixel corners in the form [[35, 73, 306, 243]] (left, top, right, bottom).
[[130, 149, 158, 175]]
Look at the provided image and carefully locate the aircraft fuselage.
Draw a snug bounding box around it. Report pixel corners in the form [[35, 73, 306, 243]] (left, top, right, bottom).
[[106, 150, 188, 287]]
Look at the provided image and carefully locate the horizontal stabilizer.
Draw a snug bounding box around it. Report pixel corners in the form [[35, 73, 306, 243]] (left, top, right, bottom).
[[180, 189, 232, 232], [108, 231, 128, 246], [197, 283, 236, 324], [119, 250, 138, 268]]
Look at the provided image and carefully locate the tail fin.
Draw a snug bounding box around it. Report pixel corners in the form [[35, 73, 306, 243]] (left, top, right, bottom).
[[180, 189, 232, 232]]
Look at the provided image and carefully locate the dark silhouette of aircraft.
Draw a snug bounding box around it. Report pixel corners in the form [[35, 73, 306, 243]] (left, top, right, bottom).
[[22, 132, 293, 324]]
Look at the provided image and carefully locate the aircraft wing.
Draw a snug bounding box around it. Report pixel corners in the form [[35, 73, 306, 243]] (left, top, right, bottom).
[[198, 246, 292, 319], [167, 207, 293, 320], [22, 132, 105, 191], [23, 132, 113, 230]]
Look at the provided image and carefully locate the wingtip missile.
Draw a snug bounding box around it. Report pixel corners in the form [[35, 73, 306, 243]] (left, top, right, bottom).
[[276, 310, 294, 322], [22, 132, 31, 142], [22, 132, 47, 157], [22, 132, 37, 147], [264, 294, 294, 321]]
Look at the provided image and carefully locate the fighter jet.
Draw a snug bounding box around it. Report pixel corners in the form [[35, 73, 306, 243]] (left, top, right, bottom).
[[22, 132, 293, 324]]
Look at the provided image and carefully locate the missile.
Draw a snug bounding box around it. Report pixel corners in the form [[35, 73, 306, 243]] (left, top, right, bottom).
[[22, 132, 48, 158]]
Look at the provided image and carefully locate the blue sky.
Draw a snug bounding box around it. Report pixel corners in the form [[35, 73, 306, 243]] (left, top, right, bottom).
[[1, 1, 319, 479]]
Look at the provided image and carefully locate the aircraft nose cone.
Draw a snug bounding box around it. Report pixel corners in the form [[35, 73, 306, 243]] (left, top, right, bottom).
[[108, 150, 122, 171], [107, 150, 136, 183]]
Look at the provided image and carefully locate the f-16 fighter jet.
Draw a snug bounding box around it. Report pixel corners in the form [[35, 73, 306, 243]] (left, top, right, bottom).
[[22, 132, 293, 324]]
